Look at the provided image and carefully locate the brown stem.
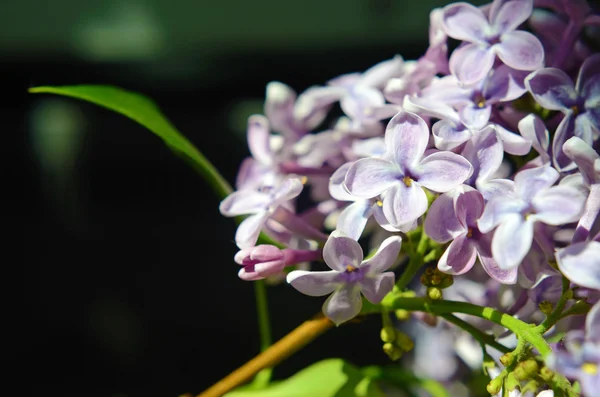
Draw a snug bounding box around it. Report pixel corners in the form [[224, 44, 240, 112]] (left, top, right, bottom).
[[196, 313, 334, 397]]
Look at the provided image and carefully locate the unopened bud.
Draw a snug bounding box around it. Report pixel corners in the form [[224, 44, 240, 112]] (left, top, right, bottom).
[[486, 376, 504, 395], [395, 309, 410, 321], [540, 367, 555, 382], [514, 359, 539, 381], [539, 301, 553, 315], [427, 287, 443, 300], [235, 245, 286, 281], [499, 352, 513, 366], [383, 342, 403, 361], [504, 372, 520, 392], [394, 331, 414, 352], [380, 326, 396, 343]]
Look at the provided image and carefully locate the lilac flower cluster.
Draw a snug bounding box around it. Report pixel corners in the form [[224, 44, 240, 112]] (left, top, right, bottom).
[[219, 0, 599, 393]]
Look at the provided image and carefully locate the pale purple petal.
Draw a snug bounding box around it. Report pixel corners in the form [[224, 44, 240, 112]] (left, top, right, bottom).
[[556, 241, 600, 290], [563, 137, 600, 185], [403, 94, 461, 122], [272, 177, 304, 204], [477, 233, 518, 284], [432, 120, 473, 150], [340, 86, 385, 121], [495, 31, 544, 71], [329, 162, 355, 201], [247, 115, 273, 165], [438, 234, 477, 275], [385, 111, 430, 169], [360, 55, 405, 88], [455, 186, 485, 226], [518, 113, 550, 163], [532, 186, 585, 225], [552, 111, 578, 171], [264, 81, 296, 135], [525, 68, 578, 110], [219, 191, 272, 216], [359, 273, 395, 303], [345, 157, 401, 198], [586, 301, 600, 341], [460, 104, 491, 130], [294, 85, 345, 120], [382, 184, 428, 225], [415, 151, 473, 192], [492, 0, 533, 33], [425, 191, 466, 243], [450, 43, 496, 85], [483, 64, 529, 102], [492, 123, 532, 155], [442, 2, 489, 42], [323, 232, 363, 271], [322, 284, 363, 325], [287, 270, 340, 296], [477, 179, 515, 202], [461, 126, 504, 185], [235, 212, 270, 249], [492, 215, 534, 269], [573, 184, 600, 243], [337, 201, 373, 240], [373, 205, 417, 233], [576, 53, 600, 96], [514, 165, 559, 203], [362, 235, 402, 275], [478, 196, 527, 233]]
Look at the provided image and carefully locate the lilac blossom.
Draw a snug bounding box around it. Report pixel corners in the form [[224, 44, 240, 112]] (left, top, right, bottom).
[[525, 53, 600, 170], [478, 165, 585, 269], [235, 245, 322, 281], [344, 111, 473, 227], [441, 0, 544, 85], [556, 231, 600, 291], [219, 177, 303, 248], [425, 185, 517, 283], [286, 231, 401, 325], [547, 301, 600, 396]]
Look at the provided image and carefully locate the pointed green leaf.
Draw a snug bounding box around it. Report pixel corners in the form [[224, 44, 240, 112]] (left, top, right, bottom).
[[29, 84, 233, 199], [224, 359, 378, 397]]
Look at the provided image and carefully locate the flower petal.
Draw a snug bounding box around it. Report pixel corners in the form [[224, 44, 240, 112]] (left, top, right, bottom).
[[329, 162, 355, 201], [491, 0, 533, 33], [532, 186, 585, 226], [345, 158, 401, 198], [518, 113, 550, 163], [477, 179, 515, 202], [322, 284, 363, 325], [492, 214, 534, 269], [385, 111, 430, 169], [432, 120, 473, 151], [287, 270, 341, 296], [220, 190, 271, 217], [478, 196, 526, 233], [323, 232, 363, 271], [477, 233, 518, 284], [552, 111, 578, 171], [450, 43, 496, 85], [459, 104, 491, 130], [415, 151, 473, 192], [462, 126, 504, 185], [235, 212, 270, 249], [492, 123, 532, 155], [359, 273, 395, 304], [438, 235, 477, 275], [362, 235, 402, 275], [525, 67, 577, 111], [563, 136, 600, 185], [586, 301, 600, 342], [247, 115, 273, 165], [556, 241, 600, 290], [496, 31, 544, 71], [425, 190, 466, 243], [336, 201, 373, 240], [514, 165, 559, 203], [442, 2, 489, 42], [382, 184, 428, 225], [483, 64, 529, 103], [576, 53, 600, 96], [361, 55, 405, 88], [455, 187, 485, 226], [272, 177, 304, 204]]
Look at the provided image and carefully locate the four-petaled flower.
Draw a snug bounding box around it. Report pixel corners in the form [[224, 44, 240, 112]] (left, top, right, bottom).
[[286, 231, 401, 325]]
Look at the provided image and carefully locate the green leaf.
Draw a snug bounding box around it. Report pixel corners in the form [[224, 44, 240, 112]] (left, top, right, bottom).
[[224, 359, 379, 397], [29, 85, 233, 199]]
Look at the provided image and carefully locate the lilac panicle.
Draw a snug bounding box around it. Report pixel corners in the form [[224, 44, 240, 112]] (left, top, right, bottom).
[[425, 185, 517, 283], [286, 231, 401, 325], [442, 0, 544, 85], [478, 165, 585, 269], [344, 111, 473, 227], [525, 53, 600, 171]]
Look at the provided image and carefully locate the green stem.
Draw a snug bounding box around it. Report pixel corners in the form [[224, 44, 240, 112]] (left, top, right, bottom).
[[366, 297, 552, 357], [395, 231, 429, 290], [252, 280, 273, 386], [534, 277, 571, 334], [440, 313, 511, 354]]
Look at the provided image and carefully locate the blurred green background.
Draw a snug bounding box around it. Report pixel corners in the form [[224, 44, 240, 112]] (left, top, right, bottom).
[[7, 1, 489, 397]]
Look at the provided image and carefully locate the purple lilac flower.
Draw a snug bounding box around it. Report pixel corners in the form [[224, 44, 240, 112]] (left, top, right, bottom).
[[518, 113, 551, 166], [425, 185, 517, 283], [556, 231, 600, 291], [344, 111, 473, 227], [525, 53, 600, 171], [441, 0, 544, 85], [478, 165, 585, 269], [547, 301, 600, 396], [235, 245, 322, 281], [286, 231, 401, 325], [219, 177, 303, 248]]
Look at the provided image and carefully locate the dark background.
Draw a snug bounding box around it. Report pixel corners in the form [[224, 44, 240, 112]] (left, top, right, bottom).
[[7, 0, 486, 396]]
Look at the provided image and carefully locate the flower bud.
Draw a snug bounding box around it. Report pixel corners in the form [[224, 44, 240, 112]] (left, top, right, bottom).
[[499, 352, 513, 366], [383, 342, 403, 361], [380, 326, 396, 343], [395, 309, 410, 321], [427, 287, 443, 300], [514, 359, 539, 381], [394, 331, 414, 352], [539, 300, 553, 315], [235, 245, 287, 281], [504, 372, 520, 392], [486, 375, 504, 395]]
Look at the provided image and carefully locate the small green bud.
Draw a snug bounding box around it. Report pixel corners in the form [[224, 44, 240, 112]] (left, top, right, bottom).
[[520, 379, 540, 395], [395, 309, 410, 321], [437, 273, 454, 289], [394, 331, 414, 352], [420, 273, 430, 286], [427, 287, 443, 300], [486, 375, 504, 395], [539, 301, 553, 315], [383, 342, 403, 361], [499, 352, 513, 366], [431, 273, 442, 285], [380, 326, 396, 343], [539, 366, 555, 382], [514, 359, 539, 381], [505, 372, 521, 392]]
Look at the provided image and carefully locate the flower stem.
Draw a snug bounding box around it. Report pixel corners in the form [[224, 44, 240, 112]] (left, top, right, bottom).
[[439, 313, 511, 354], [196, 313, 334, 397], [251, 280, 273, 386], [534, 277, 571, 334]]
